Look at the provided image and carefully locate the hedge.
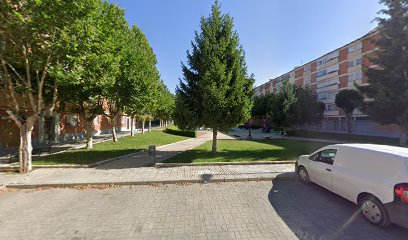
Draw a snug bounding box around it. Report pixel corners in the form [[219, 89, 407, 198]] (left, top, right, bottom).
[[164, 127, 197, 138]]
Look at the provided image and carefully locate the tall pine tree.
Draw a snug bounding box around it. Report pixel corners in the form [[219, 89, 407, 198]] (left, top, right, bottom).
[[174, 1, 254, 155], [358, 0, 408, 145]]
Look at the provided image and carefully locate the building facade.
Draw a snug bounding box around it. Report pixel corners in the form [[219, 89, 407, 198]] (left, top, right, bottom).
[[254, 29, 401, 138], [0, 96, 133, 150]]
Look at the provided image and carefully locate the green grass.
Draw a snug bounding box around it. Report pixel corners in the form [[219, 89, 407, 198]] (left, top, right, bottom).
[[290, 130, 399, 145], [164, 139, 329, 163], [31, 130, 189, 165]]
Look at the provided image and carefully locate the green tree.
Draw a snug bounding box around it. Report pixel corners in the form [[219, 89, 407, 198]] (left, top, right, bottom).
[[335, 89, 363, 135], [57, 1, 127, 148], [120, 26, 161, 135], [251, 94, 269, 118], [0, 0, 91, 173], [174, 1, 254, 155], [292, 86, 325, 128], [156, 82, 175, 128], [357, 0, 408, 145], [266, 80, 297, 132]]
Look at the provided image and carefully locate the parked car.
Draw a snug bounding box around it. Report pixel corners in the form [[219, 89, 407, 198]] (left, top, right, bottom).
[[295, 144, 408, 228]]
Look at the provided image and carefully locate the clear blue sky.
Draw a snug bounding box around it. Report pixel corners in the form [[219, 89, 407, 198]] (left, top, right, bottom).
[[110, 0, 382, 92]]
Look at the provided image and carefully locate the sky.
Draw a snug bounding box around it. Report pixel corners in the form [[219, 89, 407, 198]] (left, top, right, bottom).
[[109, 0, 383, 92]]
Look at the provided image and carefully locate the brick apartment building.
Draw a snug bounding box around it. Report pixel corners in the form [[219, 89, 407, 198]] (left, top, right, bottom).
[[0, 94, 133, 149], [254, 29, 401, 138]]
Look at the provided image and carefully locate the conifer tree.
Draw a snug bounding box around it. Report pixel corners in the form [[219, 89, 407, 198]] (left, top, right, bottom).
[[174, 1, 254, 155], [357, 0, 408, 145]]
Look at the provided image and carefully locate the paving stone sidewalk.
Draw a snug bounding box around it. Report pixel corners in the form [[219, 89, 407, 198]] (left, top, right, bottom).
[[0, 163, 295, 188]]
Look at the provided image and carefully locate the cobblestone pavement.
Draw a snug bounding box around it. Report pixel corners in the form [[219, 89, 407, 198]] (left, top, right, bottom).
[[0, 181, 407, 240], [0, 163, 295, 187]]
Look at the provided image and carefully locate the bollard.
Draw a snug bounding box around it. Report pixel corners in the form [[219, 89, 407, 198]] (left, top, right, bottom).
[[148, 145, 157, 165]]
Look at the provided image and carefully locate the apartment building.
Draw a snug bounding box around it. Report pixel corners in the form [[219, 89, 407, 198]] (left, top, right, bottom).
[[254, 29, 401, 138], [0, 94, 133, 149]]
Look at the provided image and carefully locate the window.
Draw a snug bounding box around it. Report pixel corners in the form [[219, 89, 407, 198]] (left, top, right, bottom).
[[327, 65, 339, 74], [304, 65, 311, 72], [290, 72, 295, 78], [327, 91, 337, 99], [317, 69, 327, 77], [348, 74, 355, 82], [355, 72, 362, 80], [348, 60, 354, 68], [356, 58, 362, 65], [327, 103, 337, 111], [356, 42, 362, 50], [309, 149, 337, 165], [348, 46, 354, 53]]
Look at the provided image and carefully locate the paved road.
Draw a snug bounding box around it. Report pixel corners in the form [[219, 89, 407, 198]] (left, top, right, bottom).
[[1, 181, 406, 240]]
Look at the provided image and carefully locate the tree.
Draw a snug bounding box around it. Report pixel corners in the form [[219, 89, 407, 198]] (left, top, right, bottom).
[[266, 80, 297, 132], [156, 82, 175, 128], [174, 1, 254, 155], [291, 86, 325, 128], [251, 94, 269, 118], [57, 1, 127, 148], [335, 89, 363, 134], [357, 0, 408, 145], [121, 26, 161, 135], [0, 0, 91, 173]]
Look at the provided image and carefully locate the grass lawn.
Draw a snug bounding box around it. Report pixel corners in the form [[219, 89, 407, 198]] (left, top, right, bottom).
[[31, 130, 189, 165], [164, 139, 329, 163]]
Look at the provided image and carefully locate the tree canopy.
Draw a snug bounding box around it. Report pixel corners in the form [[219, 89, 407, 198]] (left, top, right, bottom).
[[174, 1, 254, 154], [357, 0, 408, 145], [0, 0, 93, 172], [335, 89, 363, 134]]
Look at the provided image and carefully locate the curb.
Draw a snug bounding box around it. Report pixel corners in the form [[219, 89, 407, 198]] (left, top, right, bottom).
[[4, 174, 297, 189], [155, 161, 296, 168]]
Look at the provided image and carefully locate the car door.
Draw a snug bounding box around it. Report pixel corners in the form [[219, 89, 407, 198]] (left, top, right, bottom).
[[308, 149, 337, 191]]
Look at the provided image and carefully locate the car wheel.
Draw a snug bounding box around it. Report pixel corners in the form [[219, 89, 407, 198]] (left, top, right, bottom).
[[358, 195, 390, 227], [297, 166, 310, 184]]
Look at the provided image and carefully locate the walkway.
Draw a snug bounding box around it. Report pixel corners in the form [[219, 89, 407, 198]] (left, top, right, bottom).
[[0, 163, 294, 188]]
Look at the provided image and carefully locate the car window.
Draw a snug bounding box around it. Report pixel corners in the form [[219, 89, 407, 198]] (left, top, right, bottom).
[[309, 152, 319, 161], [318, 149, 337, 165]]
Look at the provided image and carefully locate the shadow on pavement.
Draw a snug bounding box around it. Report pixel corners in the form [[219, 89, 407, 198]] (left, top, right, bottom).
[[94, 150, 185, 169], [269, 174, 408, 240]]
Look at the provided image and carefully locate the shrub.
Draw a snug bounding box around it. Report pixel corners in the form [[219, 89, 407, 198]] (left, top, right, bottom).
[[164, 127, 197, 138]]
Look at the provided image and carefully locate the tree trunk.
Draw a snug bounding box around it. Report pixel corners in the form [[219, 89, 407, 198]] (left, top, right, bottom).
[[148, 120, 151, 132], [142, 120, 145, 134], [159, 119, 162, 128], [346, 114, 352, 135], [19, 123, 33, 174], [130, 116, 135, 137], [111, 116, 118, 142], [86, 120, 94, 149], [212, 128, 218, 156], [400, 126, 408, 146]]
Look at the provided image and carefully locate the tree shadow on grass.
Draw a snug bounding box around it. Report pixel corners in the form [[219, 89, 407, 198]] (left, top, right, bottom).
[[163, 148, 290, 163], [32, 149, 143, 165], [269, 175, 408, 240], [163, 138, 328, 163]]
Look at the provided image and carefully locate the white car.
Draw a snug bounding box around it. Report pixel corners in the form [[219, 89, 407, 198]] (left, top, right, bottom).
[[296, 144, 408, 228]]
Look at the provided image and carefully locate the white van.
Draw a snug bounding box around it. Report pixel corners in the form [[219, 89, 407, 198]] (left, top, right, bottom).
[[296, 144, 408, 228]]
